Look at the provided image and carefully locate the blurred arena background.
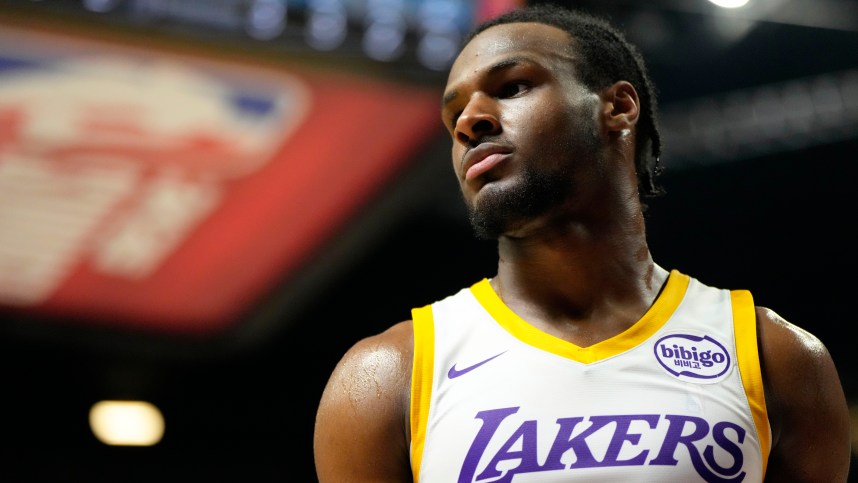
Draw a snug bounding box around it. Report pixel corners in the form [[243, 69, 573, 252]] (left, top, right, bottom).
[[0, 0, 855, 481]]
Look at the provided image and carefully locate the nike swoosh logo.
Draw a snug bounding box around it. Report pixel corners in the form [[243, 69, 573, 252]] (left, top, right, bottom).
[[447, 350, 507, 379]]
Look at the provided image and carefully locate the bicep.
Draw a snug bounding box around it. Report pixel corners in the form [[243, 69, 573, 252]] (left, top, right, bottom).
[[313, 322, 414, 483], [758, 307, 851, 482]]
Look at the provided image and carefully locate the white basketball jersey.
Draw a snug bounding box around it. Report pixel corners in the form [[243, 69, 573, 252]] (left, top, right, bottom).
[[410, 270, 770, 482]]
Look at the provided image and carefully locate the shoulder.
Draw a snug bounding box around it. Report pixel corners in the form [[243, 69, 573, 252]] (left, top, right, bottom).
[[330, 319, 415, 398], [754, 306, 851, 481], [319, 319, 415, 421], [313, 320, 415, 481], [755, 305, 841, 394], [755, 305, 833, 374]]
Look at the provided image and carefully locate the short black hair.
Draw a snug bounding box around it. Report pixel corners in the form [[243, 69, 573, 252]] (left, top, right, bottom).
[[466, 4, 666, 203]]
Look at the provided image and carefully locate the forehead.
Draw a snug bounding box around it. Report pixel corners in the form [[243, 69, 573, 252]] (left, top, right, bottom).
[[447, 22, 575, 84]]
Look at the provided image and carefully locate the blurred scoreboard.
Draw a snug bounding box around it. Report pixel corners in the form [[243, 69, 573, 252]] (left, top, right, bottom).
[[0, 16, 448, 337], [0, 0, 524, 339]]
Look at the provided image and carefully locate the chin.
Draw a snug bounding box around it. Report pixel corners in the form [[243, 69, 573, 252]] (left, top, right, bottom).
[[466, 187, 527, 241], [468, 211, 504, 240], [466, 168, 568, 240]]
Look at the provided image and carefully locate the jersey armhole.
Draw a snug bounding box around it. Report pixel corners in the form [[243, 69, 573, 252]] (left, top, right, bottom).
[[731, 289, 771, 476], [410, 304, 435, 483]]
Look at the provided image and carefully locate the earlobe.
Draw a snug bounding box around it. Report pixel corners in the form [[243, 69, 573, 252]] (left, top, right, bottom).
[[602, 81, 640, 132]]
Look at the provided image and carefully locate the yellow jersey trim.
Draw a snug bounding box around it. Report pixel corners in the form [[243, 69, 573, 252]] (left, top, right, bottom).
[[470, 270, 690, 363], [731, 289, 771, 477], [410, 304, 435, 483]]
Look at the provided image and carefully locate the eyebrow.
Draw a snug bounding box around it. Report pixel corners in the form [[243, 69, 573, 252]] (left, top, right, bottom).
[[441, 56, 537, 108]]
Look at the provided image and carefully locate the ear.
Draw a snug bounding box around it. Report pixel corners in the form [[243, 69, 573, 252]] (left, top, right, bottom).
[[601, 81, 640, 132]]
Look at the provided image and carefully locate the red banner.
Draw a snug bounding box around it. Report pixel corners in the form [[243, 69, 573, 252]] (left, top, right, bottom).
[[0, 25, 442, 335]]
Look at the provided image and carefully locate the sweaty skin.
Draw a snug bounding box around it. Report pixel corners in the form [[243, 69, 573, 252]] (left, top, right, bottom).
[[313, 21, 851, 482]]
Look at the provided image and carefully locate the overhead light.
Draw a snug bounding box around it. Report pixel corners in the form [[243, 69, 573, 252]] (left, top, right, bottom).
[[89, 400, 165, 446], [707, 0, 750, 8]]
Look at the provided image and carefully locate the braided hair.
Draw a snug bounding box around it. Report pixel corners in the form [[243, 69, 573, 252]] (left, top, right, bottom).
[[465, 4, 666, 203]]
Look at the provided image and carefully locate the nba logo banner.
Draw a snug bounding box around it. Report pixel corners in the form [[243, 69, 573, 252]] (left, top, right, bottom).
[[0, 24, 440, 336]]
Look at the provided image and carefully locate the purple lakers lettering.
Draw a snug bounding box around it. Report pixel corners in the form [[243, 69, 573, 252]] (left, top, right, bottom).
[[459, 406, 747, 482]]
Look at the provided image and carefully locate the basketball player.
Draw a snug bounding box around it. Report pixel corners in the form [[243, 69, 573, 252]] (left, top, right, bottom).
[[313, 5, 851, 481]]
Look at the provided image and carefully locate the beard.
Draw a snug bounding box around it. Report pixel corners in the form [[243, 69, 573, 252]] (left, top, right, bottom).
[[466, 163, 571, 240], [465, 108, 601, 240]]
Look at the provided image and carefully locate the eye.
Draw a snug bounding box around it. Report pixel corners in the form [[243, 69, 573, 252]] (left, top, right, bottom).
[[498, 82, 530, 98]]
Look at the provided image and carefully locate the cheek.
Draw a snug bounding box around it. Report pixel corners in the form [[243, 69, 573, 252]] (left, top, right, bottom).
[[508, 99, 571, 141], [557, 104, 600, 146], [450, 144, 463, 173]]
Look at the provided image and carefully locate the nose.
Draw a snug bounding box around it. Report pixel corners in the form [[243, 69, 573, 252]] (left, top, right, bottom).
[[454, 94, 500, 145]]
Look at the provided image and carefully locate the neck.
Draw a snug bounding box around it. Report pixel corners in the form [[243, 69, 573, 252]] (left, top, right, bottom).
[[490, 206, 668, 346]]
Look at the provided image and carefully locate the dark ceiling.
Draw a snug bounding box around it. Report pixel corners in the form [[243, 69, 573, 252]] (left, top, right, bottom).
[[547, 0, 858, 168]]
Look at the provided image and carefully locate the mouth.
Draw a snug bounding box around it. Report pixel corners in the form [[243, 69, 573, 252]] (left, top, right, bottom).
[[462, 143, 512, 182]]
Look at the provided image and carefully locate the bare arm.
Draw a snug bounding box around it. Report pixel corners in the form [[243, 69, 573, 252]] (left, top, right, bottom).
[[758, 307, 851, 482], [313, 320, 414, 482]]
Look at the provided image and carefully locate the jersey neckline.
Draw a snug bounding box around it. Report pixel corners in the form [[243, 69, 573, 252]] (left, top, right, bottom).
[[469, 270, 691, 363]]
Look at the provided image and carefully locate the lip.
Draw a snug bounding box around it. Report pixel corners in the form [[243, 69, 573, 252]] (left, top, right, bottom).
[[462, 143, 512, 181]]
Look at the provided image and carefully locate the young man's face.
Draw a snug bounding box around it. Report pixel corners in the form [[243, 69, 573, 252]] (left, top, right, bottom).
[[441, 22, 606, 239]]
